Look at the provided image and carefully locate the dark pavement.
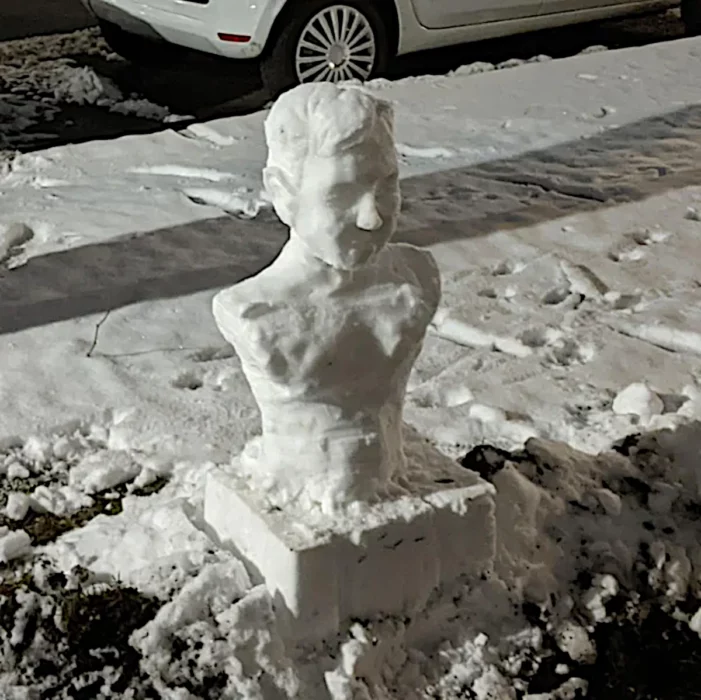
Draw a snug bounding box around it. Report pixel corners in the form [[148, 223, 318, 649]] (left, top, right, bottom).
[[1, 0, 94, 41]]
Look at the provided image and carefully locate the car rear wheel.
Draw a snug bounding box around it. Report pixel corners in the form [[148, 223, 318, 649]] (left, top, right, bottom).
[[682, 0, 701, 34], [260, 0, 390, 97]]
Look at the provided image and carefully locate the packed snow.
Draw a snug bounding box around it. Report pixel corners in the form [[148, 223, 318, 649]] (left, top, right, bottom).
[[1, 32, 701, 700]]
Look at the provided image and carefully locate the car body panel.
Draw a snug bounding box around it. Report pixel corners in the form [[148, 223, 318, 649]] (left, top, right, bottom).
[[87, 0, 677, 61], [408, 0, 542, 31], [397, 0, 676, 54], [88, 0, 286, 57]]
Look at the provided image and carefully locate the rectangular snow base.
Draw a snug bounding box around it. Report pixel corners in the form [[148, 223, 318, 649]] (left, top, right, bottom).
[[204, 430, 496, 642]]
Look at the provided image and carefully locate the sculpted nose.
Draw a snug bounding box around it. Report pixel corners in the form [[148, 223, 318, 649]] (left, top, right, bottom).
[[356, 194, 383, 231]]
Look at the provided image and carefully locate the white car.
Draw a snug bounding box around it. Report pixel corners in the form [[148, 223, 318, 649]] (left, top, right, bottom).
[[85, 0, 695, 95]]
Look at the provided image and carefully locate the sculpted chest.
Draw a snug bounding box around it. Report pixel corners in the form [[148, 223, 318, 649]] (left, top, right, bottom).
[[220, 275, 434, 394]]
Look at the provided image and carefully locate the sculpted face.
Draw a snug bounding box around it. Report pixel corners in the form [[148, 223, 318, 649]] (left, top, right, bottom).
[[263, 84, 401, 270], [293, 139, 400, 269]]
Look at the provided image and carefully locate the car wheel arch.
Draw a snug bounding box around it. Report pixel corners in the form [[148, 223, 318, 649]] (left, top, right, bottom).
[[262, 0, 401, 58]]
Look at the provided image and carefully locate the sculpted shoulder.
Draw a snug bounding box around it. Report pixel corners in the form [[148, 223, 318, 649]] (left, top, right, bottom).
[[384, 243, 441, 303], [212, 281, 281, 329]]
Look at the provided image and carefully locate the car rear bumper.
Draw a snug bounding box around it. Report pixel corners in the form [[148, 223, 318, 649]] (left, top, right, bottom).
[[87, 0, 285, 59]]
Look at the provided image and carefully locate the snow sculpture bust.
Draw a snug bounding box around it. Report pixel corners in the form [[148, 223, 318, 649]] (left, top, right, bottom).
[[213, 83, 440, 512]]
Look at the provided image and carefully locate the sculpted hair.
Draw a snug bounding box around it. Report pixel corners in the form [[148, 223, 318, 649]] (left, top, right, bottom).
[[264, 83, 395, 185]]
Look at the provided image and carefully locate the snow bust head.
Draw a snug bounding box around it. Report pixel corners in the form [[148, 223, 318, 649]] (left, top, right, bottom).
[[263, 82, 400, 270]]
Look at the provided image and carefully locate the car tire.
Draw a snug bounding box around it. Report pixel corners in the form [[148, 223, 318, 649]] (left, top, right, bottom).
[[682, 0, 701, 35], [260, 0, 390, 98], [98, 21, 174, 65]]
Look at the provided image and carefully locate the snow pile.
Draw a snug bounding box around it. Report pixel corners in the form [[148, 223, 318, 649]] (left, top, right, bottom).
[[3, 419, 701, 698], [51, 64, 123, 106], [68, 450, 142, 494], [47, 64, 170, 120], [486, 430, 701, 605], [0, 27, 173, 147], [0, 60, 171, 147], [1, 424, 129, 520], [0, 420, 301, 698], [0, 28, 107, 69], [0, 528, 31, 564], [451, 54, 553, 77], [47, 64, 171, 121], [134, 577, 299, 699]]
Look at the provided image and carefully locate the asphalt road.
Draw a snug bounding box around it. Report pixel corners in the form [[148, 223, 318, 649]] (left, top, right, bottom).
[[0, 0, 94, 41]]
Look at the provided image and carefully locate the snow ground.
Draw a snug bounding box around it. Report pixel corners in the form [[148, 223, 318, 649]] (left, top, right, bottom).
[[2, 37, 701, 455], [1, 35, 701, 699]]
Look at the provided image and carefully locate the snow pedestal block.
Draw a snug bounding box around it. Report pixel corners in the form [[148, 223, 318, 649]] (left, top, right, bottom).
[[204, 429, 497, 643]]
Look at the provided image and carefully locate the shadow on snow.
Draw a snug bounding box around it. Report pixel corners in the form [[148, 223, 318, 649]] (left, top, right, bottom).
[[1, 103, 700, 335]]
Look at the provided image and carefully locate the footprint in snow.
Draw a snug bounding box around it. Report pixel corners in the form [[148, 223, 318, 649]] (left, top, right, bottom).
[[542, 285, 573, 306], [608, 228, 673, 262], [491, 259, 526, 276], [477, 286, 517, 300], [540, 260, 610, 308], [518, 326, 595, 366], [605, 291, 643, 311], [171, 369, 204, 391], [547, 337, 595, 366], [188, 346, 235, 363]]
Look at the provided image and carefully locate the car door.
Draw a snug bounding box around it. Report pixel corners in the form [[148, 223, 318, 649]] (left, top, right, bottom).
[[409, 0, 544, 30], [538, 0, 628, 15]]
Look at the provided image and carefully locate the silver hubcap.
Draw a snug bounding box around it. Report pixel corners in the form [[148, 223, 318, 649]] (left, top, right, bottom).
[[295, 5, 377, 83]]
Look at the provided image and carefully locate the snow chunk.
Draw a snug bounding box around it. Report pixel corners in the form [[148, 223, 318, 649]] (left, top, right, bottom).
[[6, 462, 31, 480], [22, 435, 51, 465], [579, 44, 607, 54], [133, 556, 251, 655], [134, 580, 300, 699], [612, 382, 664, 422], [0, 528, 31, 563], [52, 65, 122, 105], [397, 143, 456, 159], [10, 588, 39, 648], [51, 434, 80, 460], [554, 621, 596, 664], [48, 488, 224, 597], [525, 678, 588, 700], [68, 449, 141, 493], [182, 186, 268, 218], [110, 98, 169, 121], [685, 206, 701, 222], [472, 667, 516, 699], [593, 487, 622, 516], [4, 492, 30, 520], [648, 481, 679, 514], [582, 574, 619, 622], [469, 403, 508, 424], [689, 607, 701, 636], [30, 484, 94, 516], [0, 222, 32, 262], [452, 61, 496, 76]]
